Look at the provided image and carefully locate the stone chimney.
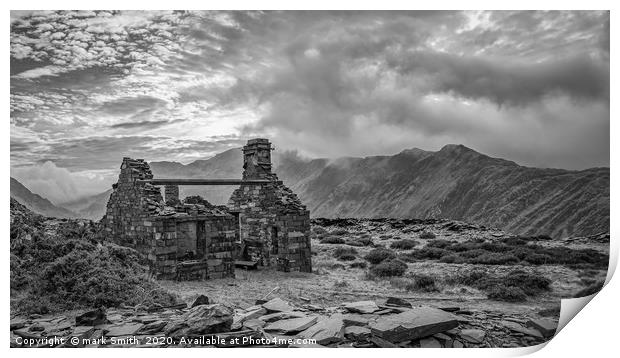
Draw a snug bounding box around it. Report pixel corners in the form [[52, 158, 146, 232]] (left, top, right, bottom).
[[242, 138, 274, 180]]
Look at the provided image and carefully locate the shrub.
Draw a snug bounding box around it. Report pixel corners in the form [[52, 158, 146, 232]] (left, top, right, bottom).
[[320, 236, 345, 244], [411, 274, 439, 292], [354, 236, 374, 246], [426, 239, 451, 249], [390, 239, 419, 250], [439, 254, 466, 264], [410, 247, 450, 260], [523, 253, 552, 265], [503, 270, 551, 295], [468, 253, 520, 265], [487, 285, 528, 302], [349, 261, 368, 269], [330, 228, 348, 236], [334, 247, 357, 258], [370, 259, 408, 277], [364, 248, 396, 264], [419, 231, 436, 240]]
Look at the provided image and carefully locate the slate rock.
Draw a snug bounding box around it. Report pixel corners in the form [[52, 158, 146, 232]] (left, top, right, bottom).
[[386, 297, 412, 308], [165, 303, 233, 337], [501, 320, 543, 338], [342, 314, 372, 327], [28, 324, 45, 332], [106, 323, 144, 337], [264, 316, 318, 334], [420, 337, 442, 348], [243, 319, 265, 331], [76, 308, 108, 326], [262, 298, 294, 313], [369, 306, 459, 343], [453, 340, 464, 348], [526, 318, 557, 338], [191, 295, 210, 308], [344, 326, 371, 341], [343, 301, 380, 314], [259, 311, 306, 323], [459, 329, 486, 343], [10, 318, 26, 331], [298, 317, 346, 345], [139, 321, 167, 334]]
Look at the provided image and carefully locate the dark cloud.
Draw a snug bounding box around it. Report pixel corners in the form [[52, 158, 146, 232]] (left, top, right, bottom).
[[10, 10, 610, 203]]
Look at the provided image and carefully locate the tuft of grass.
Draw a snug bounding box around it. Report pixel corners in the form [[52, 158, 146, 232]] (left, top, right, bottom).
[[369, 259, 408, 277], [364, 248, 396, 264], [320, 236, 345, 244], [390, 239, 419, 250], [449, 269, 551, 302], [419, 231, 436, 240], [486, 285, 528, 302], [349, 261, 368, 269]]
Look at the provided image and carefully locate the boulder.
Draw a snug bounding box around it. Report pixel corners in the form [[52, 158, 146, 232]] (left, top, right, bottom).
[[459, 329, 486, 343], [264, 316, 318, 334], [262, 298, 294, 313], [526, 319, 557, 338], [76, 308, 108, 326], [369, 306, 459, 343], [190, 295, 210, 308], [165, 304, 233, 337], [343, 301, 380, 314], [298, 317, 346, 345]]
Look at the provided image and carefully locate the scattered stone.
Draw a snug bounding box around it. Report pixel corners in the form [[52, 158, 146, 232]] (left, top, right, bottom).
[[369, 306, 459, 343], [13, 329, 41, 340], [213, 330, 263, 347], [386, 297, 412, 308], [243, 319, 265, 331], [370, 335, 398, 348], [344, 326, 371, 341], [76, 308, 108, 326], [106, 323, 144, 337], [259, 311, 306, 323], [343, 301, 380, 314], [10, 318, 26, 331], [459, 329, 486, 343], [526, 319, 557, 338], [166, 304, 234, 337], [420, 337, 442, 348], [264, 316, 318, 334], [262, 298, 294, 313], [433, 333, 452, 341], [501, 320, 543, 338], [28, 324, 45, 332], [342, 314, 372, 327], [191, 295, 211, 308], [453, 340, 464, 348], [139, 321, 167, 334], [299, 317, 346, 345]]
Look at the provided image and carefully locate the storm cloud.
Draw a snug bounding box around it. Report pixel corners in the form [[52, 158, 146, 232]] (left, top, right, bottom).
[[10, 10, 609, 200]]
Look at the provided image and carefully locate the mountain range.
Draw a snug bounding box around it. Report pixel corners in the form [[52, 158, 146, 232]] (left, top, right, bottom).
[[10, 177, 77, 218], [10, 144, 609, 238]]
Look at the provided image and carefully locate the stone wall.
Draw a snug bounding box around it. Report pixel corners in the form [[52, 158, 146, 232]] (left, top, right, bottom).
[[103, 157, 163, 253]]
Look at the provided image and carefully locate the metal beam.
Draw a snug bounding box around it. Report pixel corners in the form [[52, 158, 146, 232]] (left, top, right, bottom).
[[139, 178, 279, 186]]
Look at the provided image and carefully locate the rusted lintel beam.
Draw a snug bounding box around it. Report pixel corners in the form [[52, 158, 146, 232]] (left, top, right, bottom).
[[139, 178, 279, 186]]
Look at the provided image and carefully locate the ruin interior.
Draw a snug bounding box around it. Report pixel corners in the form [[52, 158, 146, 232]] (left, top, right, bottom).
[[102, 138, 312, 280]]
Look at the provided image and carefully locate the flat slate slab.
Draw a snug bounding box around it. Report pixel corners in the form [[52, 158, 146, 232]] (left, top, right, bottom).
[[501, 320, 543, 338], [459, 329, 486, 343], [526, 319, 557, 338], [262, 298, 294, 313], [259, 311, 306, 323], [344, 326, 371, 340], [264, 316, 318, 334], [343, 301, 380, 314], [369, 307, 459, 343], [298, 317, 346, 345]]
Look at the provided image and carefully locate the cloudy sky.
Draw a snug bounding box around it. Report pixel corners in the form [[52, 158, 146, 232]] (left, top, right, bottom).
[[10, 10, 609, 204]]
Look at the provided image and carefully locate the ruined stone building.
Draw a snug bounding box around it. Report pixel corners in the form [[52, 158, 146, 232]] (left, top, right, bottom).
[[102, 138, 311, 280]]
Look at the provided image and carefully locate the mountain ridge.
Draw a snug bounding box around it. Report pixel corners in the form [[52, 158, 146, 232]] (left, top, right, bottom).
[[10, 177, 78, 218]]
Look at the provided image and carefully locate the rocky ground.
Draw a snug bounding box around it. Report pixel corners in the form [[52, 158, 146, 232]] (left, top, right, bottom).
[[10, 216, 608, 348]]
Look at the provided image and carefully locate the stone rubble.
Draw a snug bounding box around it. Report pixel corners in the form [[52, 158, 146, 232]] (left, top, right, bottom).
[[10, 296, 557, 348]]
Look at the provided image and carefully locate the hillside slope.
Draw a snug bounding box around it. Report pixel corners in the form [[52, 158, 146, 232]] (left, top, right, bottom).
[[10, 177, 77, 218]]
